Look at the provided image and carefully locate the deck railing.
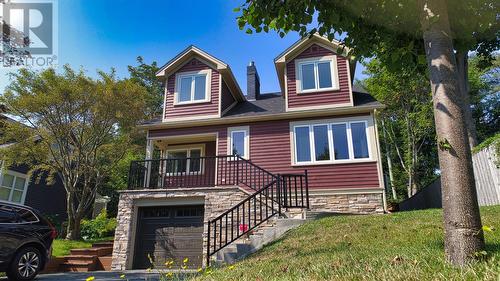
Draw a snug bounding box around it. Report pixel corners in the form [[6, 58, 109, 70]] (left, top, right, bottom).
[[128, 155, 276, 191]]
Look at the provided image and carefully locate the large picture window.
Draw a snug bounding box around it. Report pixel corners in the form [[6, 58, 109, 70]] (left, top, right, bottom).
[[296, 56, 338, 93], [292, 120, 371, 165], [175, 70, 210, 104], [0, 171, 28, 204]]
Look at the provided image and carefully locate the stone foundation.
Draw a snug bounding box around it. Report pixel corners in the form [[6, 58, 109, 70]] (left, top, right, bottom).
[[111, 187, 247, 270], [308, 191, 385, 214], [111, 187, 384, 270]]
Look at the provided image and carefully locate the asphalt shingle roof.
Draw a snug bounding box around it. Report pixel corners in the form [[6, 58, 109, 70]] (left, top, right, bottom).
[[140, 87, 382, 126]]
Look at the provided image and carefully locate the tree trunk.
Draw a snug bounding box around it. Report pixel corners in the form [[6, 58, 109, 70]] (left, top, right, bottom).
[[66, 216, 82, 240], [65, 192, 82, 240], [419, 0, 484, 266], [455, 49, 478, 148], [381, 118, 397, 200]]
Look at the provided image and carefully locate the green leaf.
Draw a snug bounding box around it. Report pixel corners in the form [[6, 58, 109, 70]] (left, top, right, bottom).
[[418, 55, 427, 65], [438, 138, 452, 151], [246, 28, 253, 34], [233, 7, 241, 13], [482, 225, 494, 232]]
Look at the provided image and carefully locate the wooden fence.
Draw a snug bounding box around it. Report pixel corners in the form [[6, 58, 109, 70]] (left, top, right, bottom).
[[399, 144, 499, 211]]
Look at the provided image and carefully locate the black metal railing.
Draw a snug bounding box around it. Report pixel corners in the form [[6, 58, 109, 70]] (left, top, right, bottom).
[[280, 172, 310, 209], [128, 155, 276, 191], [206, 171, 309, 265], [207, 179, 280, 265]]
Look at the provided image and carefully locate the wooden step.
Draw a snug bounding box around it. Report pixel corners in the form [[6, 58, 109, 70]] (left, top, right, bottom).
[[70, 247, 112, 257], [64, 255, 97, 263], [96, 256, 112, 271], [59, 261, 96, 272], [91, 241, 114, 248]]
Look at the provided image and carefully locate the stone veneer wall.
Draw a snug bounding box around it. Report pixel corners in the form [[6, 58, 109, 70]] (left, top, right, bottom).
[[111, 187, 248, 270], [308, 192, 385, 214]]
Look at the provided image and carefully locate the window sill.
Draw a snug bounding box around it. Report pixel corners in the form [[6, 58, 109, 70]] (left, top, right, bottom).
[[297, 87, 341, 95], [173, 100, 211, 106], [292, 159, 376, 167], [166, 172, 204, 176]]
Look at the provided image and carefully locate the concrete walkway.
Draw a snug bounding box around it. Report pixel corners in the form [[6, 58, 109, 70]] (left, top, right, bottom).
[[0, 270, 194, 281]]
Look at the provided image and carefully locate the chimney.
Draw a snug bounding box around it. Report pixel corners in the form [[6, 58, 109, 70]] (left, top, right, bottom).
[[247, 61, 260, 100]]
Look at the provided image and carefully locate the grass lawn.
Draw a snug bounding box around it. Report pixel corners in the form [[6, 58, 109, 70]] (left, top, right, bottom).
[[194, 205, 500, 281], [52, 237, 113, 257]]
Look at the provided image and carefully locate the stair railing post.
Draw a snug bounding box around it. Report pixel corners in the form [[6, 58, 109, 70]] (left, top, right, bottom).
[[236, 157, 240, 185], [207, 222, 211, 267], [277, 174, 281, 215], [305, 169, 310, 209]]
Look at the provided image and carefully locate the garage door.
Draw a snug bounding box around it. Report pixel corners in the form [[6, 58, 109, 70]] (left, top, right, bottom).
[[133, 205, 204, 269]]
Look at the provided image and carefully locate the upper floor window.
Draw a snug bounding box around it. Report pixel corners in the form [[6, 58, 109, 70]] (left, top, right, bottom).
[[0, 171, 28, 204], [292, 119, 371, 165], [296, 56, 339, 93], [228, 126, 249, 159], [175, 70, 211, 105]]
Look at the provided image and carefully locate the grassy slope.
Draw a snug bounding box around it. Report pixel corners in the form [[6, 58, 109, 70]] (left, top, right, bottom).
[[52, 237, 113, 257], [196, 206, 500, 281]]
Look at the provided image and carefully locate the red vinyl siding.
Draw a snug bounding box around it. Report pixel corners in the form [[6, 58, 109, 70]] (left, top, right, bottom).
[[164, 58, 220, 120], [220, 79, 235, 113], [286, 44, 352, 109], [149, 115, 380, 190]]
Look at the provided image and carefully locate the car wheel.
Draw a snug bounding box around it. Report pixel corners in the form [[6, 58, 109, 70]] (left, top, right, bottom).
[[6, 246, 42, 281]]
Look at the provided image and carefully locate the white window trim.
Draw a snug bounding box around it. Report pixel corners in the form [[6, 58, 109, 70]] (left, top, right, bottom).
[[227, 126, 250, 160], [291, 119, 373, 166], [174, 69, 212, 105], [165, 145, 205, 175], [0, 169, 29, 205], [295, 55, 339, 94]]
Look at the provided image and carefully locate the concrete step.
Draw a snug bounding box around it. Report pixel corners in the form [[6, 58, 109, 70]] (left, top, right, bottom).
[[215, 217, 306, 265]]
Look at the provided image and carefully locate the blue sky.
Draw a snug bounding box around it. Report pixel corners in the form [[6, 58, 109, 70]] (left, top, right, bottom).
[[0, 0, 367, 94]]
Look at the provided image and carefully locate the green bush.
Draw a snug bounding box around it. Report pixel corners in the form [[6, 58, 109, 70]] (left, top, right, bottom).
[[80, 210, 117, 240]]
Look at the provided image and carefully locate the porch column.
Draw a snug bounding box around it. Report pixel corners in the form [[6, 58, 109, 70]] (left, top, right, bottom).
[[145, 139, 154, 187], [145, 139, 154, 160]]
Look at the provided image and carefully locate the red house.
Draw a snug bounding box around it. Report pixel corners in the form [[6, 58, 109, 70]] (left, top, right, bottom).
[[112, 34, 386, 270]]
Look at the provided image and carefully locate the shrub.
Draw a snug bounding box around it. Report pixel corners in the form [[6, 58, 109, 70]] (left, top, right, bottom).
[[80, 210, 117, 240]]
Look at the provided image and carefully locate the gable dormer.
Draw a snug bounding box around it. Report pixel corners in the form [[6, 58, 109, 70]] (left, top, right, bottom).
[[274, 34, 354, 112], [156, 46, 244, 122]]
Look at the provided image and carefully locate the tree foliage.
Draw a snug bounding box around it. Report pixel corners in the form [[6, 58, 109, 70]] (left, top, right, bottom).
[[469, 55, 500, 142], [0, 65, 147, 239], [362, 59, 437, 199], [128, 56, 164, 119]]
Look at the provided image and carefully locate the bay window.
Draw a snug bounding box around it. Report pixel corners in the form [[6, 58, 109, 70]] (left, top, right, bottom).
[[293, 120, 371, 165]]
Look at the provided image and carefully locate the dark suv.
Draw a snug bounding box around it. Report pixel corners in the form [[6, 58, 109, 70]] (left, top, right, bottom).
[[0, 202, 56, 281]]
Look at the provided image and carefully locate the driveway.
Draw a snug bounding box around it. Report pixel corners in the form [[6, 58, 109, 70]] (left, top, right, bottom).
[[0, 270, 194, 281]]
